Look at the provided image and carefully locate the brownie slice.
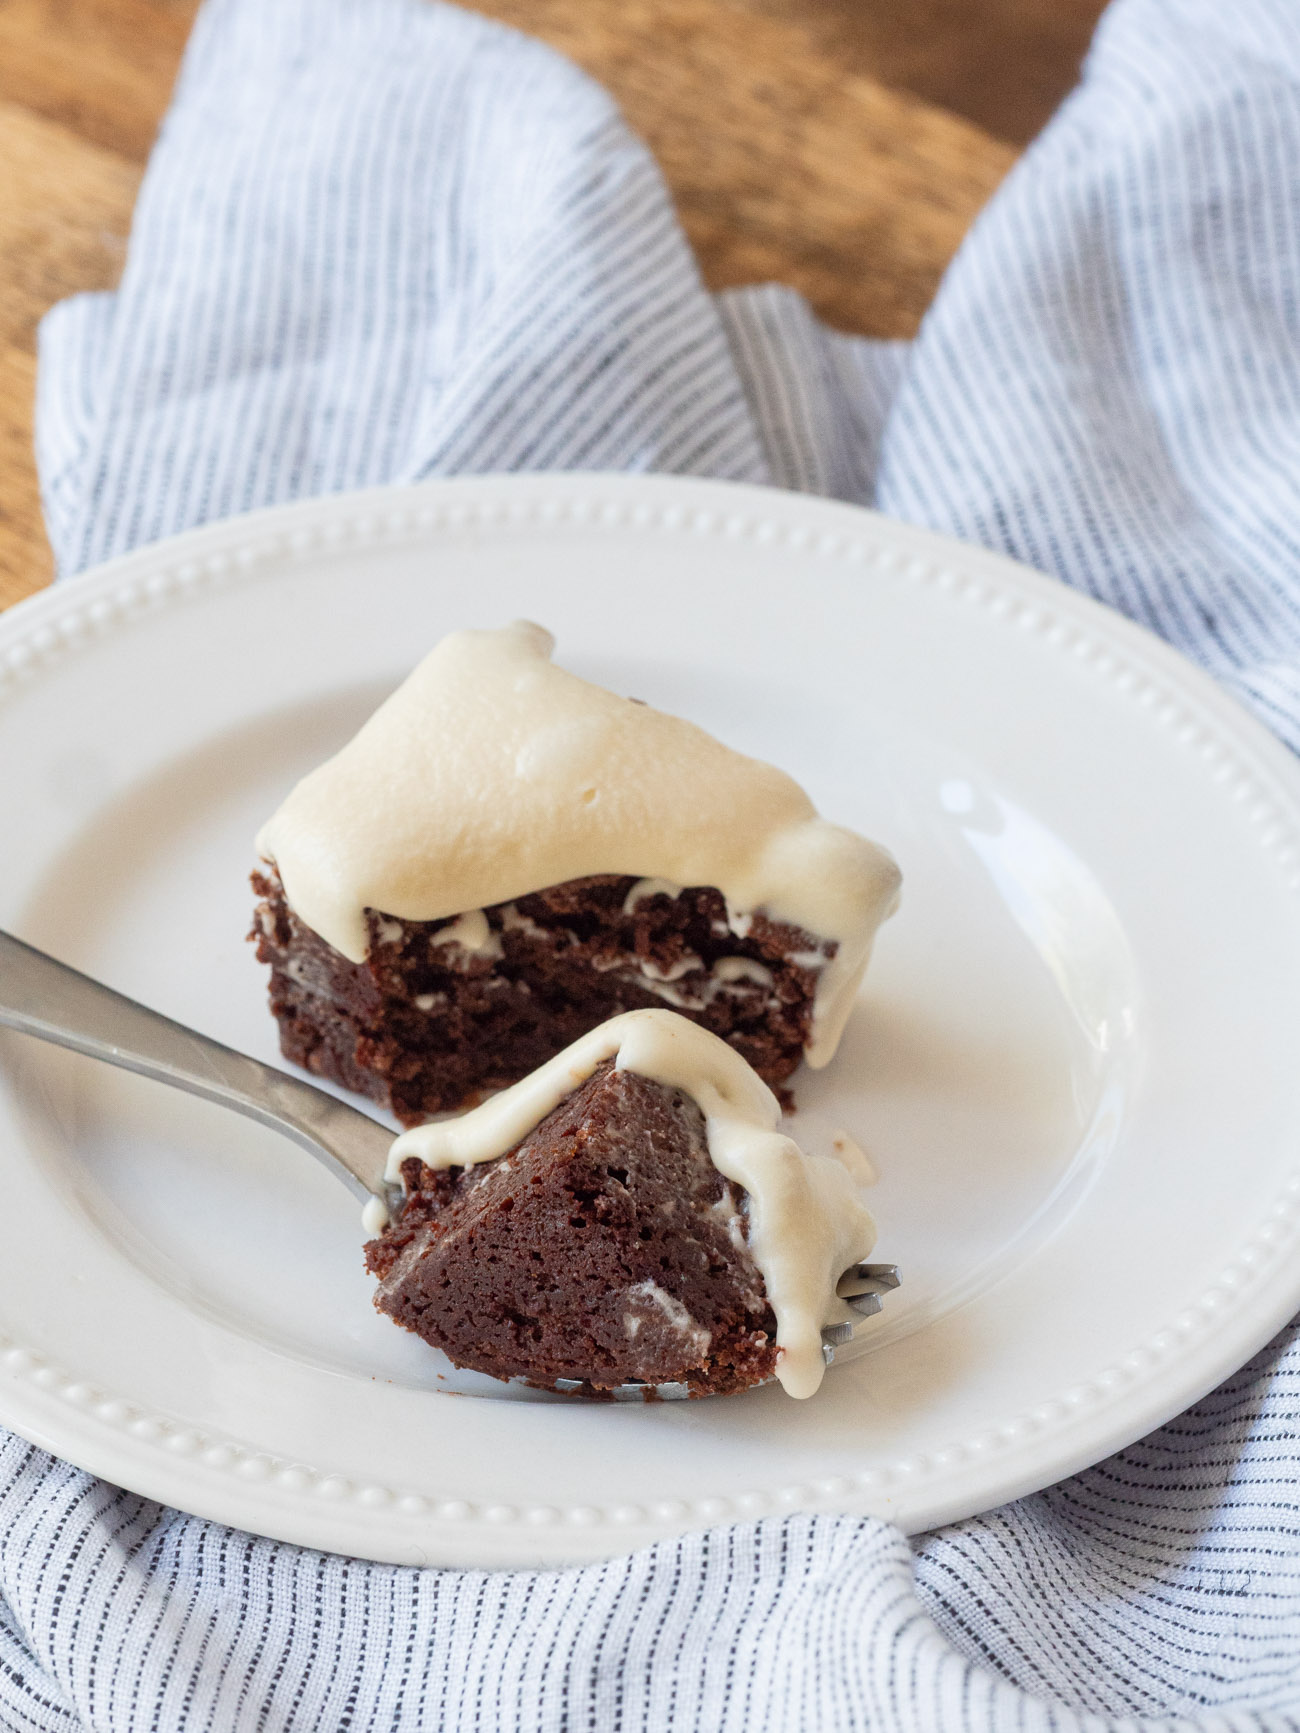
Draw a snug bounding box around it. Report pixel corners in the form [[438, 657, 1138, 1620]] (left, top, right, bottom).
[[363, 1061, 779, 1396], [252, 867, 831, 1125]]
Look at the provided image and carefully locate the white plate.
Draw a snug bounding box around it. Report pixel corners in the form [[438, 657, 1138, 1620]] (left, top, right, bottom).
[[2, 473, 1299, 1568]]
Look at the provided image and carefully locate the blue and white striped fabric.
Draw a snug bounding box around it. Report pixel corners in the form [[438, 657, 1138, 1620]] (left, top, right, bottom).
[[15, 0, 1300, 1725]]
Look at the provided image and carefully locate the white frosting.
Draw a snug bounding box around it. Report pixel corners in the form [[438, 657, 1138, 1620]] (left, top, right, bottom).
[[430, 908, 503, 962], [387, 1009, 877, 1398], [360, 1196, 390, 1238], [622, 877, 681, 914], [829, 1128, 877, 1186], [257, 623, 901, 1067], [623, 1282, 712, 1360], [713, 957, 774, 988], [586, 952, 783, 1014]]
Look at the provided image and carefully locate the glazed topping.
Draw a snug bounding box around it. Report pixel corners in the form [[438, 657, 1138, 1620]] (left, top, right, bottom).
[[257, 621, 900, 1065], [388, 1009, 878, 1398]]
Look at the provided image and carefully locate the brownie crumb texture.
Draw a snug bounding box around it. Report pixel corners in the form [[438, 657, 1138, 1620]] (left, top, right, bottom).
[[364, 1062, 779, 1396], [252, 868, 831, 1125]]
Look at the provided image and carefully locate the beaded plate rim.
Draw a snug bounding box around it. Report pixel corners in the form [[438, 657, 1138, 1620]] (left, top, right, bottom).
[[1, 471, 1299, 1566]]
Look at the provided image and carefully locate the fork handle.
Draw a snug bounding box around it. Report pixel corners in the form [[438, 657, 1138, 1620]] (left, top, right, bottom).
[[0, 928, 395, 1207]]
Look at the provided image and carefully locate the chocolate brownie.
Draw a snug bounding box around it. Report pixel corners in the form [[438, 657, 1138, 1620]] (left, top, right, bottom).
[[364, 1060, 780, 1396], [251, 866, 832, 1125]]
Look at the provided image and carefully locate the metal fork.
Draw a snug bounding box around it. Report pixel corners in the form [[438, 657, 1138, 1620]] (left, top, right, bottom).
[[0, 926, 404, 1220], [0, 928, 899, 1400]]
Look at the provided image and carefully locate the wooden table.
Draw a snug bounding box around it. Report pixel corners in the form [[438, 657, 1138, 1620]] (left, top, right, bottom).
[[0, 0, 1097, 611]]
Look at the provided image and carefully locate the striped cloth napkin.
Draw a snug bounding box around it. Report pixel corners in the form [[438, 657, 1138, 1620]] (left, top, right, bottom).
[[10, 0, 1300, 1725]]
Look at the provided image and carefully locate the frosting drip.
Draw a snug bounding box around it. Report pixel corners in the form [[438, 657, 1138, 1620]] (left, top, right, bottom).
[[388, 1009, 878, 1398], [258, 622, 901, 1066]]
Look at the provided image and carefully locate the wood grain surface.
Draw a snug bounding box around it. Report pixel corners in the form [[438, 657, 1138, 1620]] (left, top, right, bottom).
[[736, 0, 1104, 147], [0, 0, 1073, 611]]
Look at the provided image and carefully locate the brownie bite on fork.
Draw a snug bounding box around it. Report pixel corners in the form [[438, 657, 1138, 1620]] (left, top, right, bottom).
[[365, 1010, 881, 1398]]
